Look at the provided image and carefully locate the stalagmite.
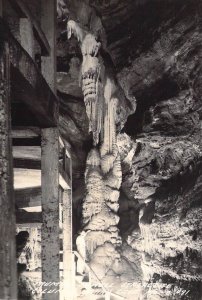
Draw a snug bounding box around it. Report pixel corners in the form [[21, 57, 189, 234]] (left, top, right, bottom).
[[85, 231, 111, 255], [83, 148, 104, 222], [104, 167, 122, 190], [81, 33, 101, 57], [85, 205, 120, 231], [86, 148, 101, 167]]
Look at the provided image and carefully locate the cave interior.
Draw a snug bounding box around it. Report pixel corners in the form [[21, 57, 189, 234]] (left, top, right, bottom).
[[0, 0, 202, 299]]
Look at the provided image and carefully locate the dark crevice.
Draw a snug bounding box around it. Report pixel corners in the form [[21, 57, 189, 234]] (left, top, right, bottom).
[[123, 75, 180, 136], [155, 159, 202, 201]]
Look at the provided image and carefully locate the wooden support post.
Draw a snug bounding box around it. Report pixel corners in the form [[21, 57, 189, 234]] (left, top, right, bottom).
[[19, 18, 34, 58], [63, 189, 74, 300], [41, 128, 60, 300], [0, 42, 17, 299], [41, 0, 56, 92]]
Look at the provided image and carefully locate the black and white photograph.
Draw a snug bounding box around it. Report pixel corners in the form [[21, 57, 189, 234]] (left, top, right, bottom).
[[0, 0, 202, 299]]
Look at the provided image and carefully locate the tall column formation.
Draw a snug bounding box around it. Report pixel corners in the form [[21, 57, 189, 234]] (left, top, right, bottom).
[[0, 42, 17, 299], [67, 18, 122, 280]]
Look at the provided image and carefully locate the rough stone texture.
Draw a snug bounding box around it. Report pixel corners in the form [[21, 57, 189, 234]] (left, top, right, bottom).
[[41, 128, 60, 299], [56, 0, 202, 298], [0, 42, 17, 299]]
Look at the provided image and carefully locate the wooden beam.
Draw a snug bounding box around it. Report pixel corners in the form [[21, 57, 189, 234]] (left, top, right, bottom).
[[62, 189, 74, 300], [15, 186, 64, 209], [0, 42, 17, 299], [59, 164, 71, 190], [19, 18, 34, 58], [16, 210, 42, 223], [12, 127, 41, 145], [13, 145, 41, 169], [0, 17, 58, 127], [13, 162, 70, 184], [13, 145, 41, 157], [13, 158, 41, 169], [11, 66, 58, 128], [15, 187, 41, 208], [9, 0, 50, 56], [12, 127, 41, 138], [14, 168, 41, 189], [41, 128, 60, 299], [12, 137, 41, 146], [41, 0, 57, 92], [14, 163, 71, 186]]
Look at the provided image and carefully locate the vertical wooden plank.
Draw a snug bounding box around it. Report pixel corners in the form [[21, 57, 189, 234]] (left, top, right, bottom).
[[0, 42, 17, 299], [19, 18, 34, 58], [63, 188, 74, 300], [41, 128, 60, 300], [41, 0, 56, 93]]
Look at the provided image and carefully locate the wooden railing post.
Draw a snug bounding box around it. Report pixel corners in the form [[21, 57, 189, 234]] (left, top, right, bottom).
[[0, 42, 17, 299], [41, 128, 60, 300]]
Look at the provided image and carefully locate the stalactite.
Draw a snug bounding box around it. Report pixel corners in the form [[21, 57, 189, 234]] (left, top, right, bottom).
[[67, 20, 85, 42], [101, 99, 118, 178], [102, 78, 118, 154], [104, 158, 122, 190], [81, 55, 103, 145], [67, 19, 104, 145]]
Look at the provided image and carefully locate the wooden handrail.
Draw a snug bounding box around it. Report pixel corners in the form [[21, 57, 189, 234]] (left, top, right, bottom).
[[73, 251, 125, 300], [9, 0, 50, 56]]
